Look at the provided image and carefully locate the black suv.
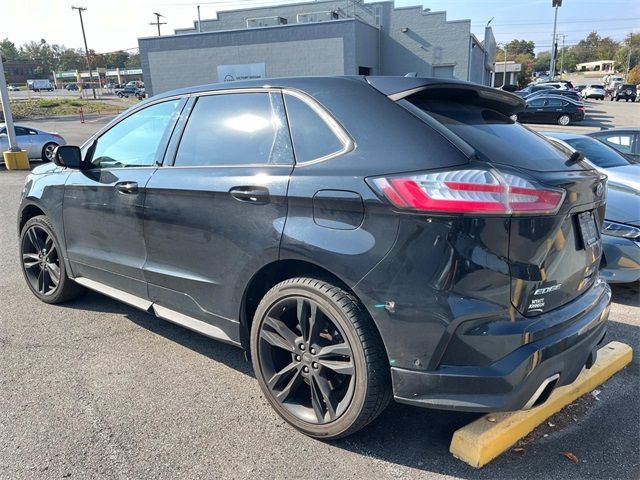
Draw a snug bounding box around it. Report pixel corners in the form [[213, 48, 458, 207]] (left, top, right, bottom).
[[612, 84, 637, 102], [18, 77, 610, 439]]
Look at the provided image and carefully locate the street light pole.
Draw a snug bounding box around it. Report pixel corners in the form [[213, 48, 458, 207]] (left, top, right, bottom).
[[558, 34, 567, 79], [0, 54, 19, 152], [502, 45, 508, 88], [72, 6, 97, 100], [549, 0, 562, 79], [197, 6, 202, 33]]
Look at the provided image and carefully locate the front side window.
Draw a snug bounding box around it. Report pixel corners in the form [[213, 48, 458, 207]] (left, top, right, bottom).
[[174, 92, 292, 167], [284, 93, 346, 163], [89, 99, 181, 169]]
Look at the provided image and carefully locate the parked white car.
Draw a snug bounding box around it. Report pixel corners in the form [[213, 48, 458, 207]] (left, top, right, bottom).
[[581, 85, 606, 100]]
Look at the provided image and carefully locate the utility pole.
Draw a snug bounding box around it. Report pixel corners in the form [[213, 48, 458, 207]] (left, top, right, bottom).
[[150, 12, 166, 37], [625, 42, 632, 80], [197, 6, 202, 32], [482, 17, 494, 86], [549, 0, 562, 79], [558, 34, 567, 79], [72, 6, 97, 100]]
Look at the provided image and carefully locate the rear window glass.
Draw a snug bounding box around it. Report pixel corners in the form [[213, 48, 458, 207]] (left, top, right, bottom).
[[403, 98, 584, 171], [561, 136, 630, 168]]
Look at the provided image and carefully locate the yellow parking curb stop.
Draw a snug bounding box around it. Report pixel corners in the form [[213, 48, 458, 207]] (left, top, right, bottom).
[[3, 150, 30, 170], [449, 341, 633, 468]]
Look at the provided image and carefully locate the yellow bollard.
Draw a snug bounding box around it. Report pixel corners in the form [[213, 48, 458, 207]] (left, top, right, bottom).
[[3, 150, 30, 170]]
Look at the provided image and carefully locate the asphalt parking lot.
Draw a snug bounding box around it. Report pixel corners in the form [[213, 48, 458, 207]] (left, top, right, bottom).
[[0, 105, 638, 479]]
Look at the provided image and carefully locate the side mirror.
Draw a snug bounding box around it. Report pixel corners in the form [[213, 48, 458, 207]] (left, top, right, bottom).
[[54, 145, 83, 169]]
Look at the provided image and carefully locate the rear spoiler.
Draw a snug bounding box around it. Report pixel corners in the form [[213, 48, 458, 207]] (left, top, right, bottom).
[[365, 76, 525, 116]]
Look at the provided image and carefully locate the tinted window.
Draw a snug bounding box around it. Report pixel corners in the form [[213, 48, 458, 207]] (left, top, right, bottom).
[[174, 93, 292, 167], [547, 98, 564, 107], [529, 98, 546, 107], [90, 100, 181, 168], [404, 98, 585, 171], [14, 127, 28, 136], [284, 94, 345, 163], [562, 136, 631, 168]]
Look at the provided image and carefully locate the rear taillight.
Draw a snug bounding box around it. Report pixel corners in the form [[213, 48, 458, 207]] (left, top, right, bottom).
[[369, 169, 565, 215], [577, 106, 585, 111]]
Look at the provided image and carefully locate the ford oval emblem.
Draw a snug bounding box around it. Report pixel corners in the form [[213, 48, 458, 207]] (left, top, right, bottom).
[[595, 182, 604, 197]]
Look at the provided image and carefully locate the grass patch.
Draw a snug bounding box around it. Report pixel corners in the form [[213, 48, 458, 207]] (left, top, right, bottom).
[[7, 98, 126, 120]]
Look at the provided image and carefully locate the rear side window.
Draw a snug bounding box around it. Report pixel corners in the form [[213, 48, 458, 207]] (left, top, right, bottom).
[[403, 97, 584, 171], [174, 92, 293, 167], [284, 93, 346, 163]]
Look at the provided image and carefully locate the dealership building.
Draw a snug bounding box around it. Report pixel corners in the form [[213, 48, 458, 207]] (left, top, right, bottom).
[[138, 0, 496, 96]]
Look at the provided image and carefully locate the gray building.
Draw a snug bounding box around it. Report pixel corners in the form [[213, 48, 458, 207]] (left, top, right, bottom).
[[139, 0, 496, 96]]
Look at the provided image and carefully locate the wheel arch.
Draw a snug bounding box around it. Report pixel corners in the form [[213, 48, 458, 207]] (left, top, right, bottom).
[[239, 259, 380, 352], [18, 203, 47, 234]]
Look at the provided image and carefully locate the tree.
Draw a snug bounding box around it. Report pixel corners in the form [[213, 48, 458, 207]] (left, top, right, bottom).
[[125, 53, 140, 69], [103, 51, 130, 69], [0, 38, 20, 62], [627, 64, 640, 84], [57, 48, 86, 71], [505, 39, 535, 58], [19, 39, 59, 78], [534, 51, 552, 72]]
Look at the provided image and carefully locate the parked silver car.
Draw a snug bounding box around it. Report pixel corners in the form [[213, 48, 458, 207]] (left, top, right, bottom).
[[543, 132, 640, 193], [587, 128, 640, 164], [600, 187, 640, 283], [0, 124, 66, 162]]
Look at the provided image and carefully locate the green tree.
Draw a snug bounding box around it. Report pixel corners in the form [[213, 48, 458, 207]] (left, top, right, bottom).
[[57, 48, 86, 71], [534, 51, 552, 72], [0, 38, 21, 62], [125, 53, 140, 69], [19, 39, 59, 78], [627, 64, 640, 84], [103, 51, 130, 68], [505, 39, 535, 58]]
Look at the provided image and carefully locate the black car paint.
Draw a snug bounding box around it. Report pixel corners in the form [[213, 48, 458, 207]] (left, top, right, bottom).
[[517, 95, 585, 124], [18, 76, 610, 413]]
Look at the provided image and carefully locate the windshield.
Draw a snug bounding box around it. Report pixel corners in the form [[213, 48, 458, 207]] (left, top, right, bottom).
[[563, 136, 631, 168]]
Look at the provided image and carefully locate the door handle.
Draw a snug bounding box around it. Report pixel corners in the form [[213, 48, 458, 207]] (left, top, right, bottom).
[[115, 181, 139, 194], [229, 186, 270, 204]]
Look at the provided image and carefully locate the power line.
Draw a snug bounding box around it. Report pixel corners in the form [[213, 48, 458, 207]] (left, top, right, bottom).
[[150, 12, 167, 36]]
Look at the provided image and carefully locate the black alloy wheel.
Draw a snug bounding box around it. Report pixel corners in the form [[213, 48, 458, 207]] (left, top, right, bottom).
[[21, 224, 61, 296], [251, 278, 391, 439], [19, 216, 86, 304]]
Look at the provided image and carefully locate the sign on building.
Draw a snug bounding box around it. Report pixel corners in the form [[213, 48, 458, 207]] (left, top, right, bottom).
[[217, 63, 266, 82]]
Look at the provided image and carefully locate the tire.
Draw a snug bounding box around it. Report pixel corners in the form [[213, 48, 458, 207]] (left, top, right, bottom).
[[19, 215, 86, 304], [41, 142, 58, 162], [250, 277, 391, 439], [558, 114, 571, 126]]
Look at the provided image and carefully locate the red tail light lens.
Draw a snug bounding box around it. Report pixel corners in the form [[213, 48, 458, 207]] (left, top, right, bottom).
[[369, 169, 565, 215]]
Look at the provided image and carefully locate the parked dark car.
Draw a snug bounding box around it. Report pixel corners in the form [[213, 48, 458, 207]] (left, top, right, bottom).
[[525, 89, 582, 103], [514, 84, 556, 97], [18, 76, 610, 439], [65, 83, 79, 91], [512, 94, 585, 125], [588, 128, 640, 163], [611, 84, 637, 102], [116, 86, 144, 98]]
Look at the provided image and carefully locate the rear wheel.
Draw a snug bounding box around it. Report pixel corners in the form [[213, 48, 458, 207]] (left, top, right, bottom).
[[41, 142, 58, 162], [558, 114, 571, 126], [250, 277, 391, 439], [19, 215, 86, 304]]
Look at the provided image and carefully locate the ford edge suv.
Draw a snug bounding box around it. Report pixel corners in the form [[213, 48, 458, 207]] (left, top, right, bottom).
[[17, 76, 610, 439]]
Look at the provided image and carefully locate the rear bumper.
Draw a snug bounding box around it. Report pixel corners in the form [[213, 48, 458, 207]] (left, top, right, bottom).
[[392, 280, 611, 412]]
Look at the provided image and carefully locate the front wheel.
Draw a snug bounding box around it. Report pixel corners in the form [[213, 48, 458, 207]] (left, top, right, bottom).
[[250, 278, 391, 439], [19, 215, 86, 304], [558, 114, 571, 126]]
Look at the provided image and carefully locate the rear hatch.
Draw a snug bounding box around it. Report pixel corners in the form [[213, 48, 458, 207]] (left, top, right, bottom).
[[368, 78, 607, 316]]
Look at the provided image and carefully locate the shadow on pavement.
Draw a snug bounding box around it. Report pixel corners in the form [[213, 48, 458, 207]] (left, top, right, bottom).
[[57, 289, 639, 479]]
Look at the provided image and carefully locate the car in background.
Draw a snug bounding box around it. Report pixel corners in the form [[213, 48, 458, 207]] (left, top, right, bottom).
[[581, 85, 606, 100], [588, 129, 640, 164], [525, 89, 582, 103], [539, 80, 574, 90], [0, 124, 66, 162], [575, 85, 587, 93], [512, 95, 584, 126], [16, 76, 610, 439], [116, 85, 144, 98], [7, 85, 21, 92], [514, 84, 556, 97], [65, 84, 79, 91], [543, 132, 640, 193], [611, 84, 637, 102], [598, 187, 640, 283]]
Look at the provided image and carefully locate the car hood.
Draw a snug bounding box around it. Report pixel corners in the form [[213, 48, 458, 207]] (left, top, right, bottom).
[[606, 186, 640, 226], [604, 165, 640, 193], [31, 162, 63, 175]]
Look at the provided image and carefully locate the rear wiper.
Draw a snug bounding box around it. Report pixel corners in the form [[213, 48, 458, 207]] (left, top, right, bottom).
[[567, 151, 585, 165]]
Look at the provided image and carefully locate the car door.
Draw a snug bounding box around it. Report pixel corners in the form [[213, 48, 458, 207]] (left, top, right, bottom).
[[142, 90, 294, 340], [522, 98, 546, 122], [63, 98, 184, 298]]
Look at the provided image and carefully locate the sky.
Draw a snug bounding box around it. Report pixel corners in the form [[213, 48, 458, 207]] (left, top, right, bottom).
[[1, 0, 639, 54]]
